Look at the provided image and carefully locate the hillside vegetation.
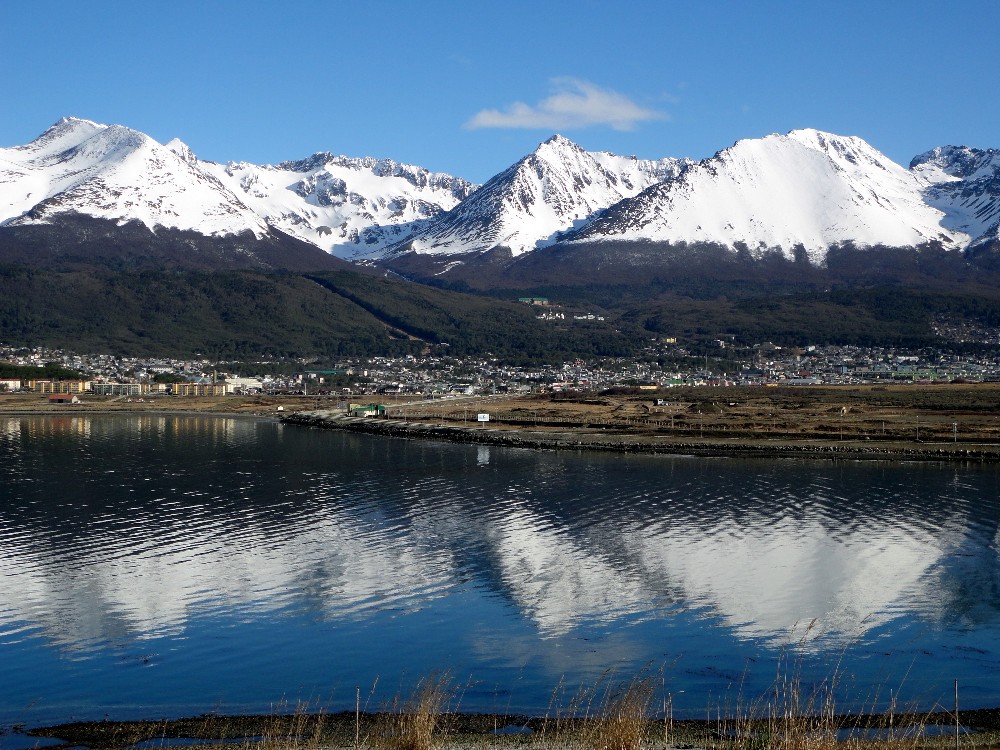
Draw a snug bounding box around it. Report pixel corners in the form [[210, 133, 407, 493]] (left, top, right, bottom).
[[6, 229, 1000, 360], [0, 264, 642, 363]]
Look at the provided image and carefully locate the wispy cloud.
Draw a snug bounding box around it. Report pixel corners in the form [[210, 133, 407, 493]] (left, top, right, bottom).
[[465, 78, 668, 132]]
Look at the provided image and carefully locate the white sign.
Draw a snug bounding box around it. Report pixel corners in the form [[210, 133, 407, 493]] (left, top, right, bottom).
[[477, 413, 490, 422]]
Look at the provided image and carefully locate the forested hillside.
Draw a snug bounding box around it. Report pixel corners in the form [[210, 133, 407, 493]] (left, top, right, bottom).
[[0, 264, 642, 362]]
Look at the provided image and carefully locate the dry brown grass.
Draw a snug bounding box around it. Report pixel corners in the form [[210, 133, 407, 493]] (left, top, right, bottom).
[[396, 385, 1000, 448], [581, 674, 658, 750], [252, 704, 328, 750], [28, 664, 997, 750], [371, 672, 457, 750], [534, 671, 659, 750]]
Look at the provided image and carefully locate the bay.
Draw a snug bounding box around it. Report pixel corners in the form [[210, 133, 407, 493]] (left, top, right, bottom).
[[1, 414, 999, 734]]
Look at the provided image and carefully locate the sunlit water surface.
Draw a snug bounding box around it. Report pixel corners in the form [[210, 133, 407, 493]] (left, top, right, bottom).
[[1, 415, 999, 734]]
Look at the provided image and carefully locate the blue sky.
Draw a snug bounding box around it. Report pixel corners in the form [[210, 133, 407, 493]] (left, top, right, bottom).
[[2, 0, 997, 183]]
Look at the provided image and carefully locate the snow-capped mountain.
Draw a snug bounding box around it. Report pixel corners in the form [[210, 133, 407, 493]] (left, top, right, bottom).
[[910, 145, 1000, 252], [0, 117, 475, 259], [198, 152, 476, 258], [384, 134, 689, 258], [563, 129, 972, 262], [0, 117, 272, 238]]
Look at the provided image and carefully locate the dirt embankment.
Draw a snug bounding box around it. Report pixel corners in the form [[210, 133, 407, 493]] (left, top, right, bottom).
[[0, 393, 346, 417], [283, 384, 1000, 462]]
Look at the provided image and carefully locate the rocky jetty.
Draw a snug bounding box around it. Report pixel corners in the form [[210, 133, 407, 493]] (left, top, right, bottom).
[[280, 411, 1000, 462]]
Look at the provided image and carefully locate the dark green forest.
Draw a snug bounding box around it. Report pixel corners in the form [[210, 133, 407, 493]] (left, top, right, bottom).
[[0, 361, 86, 381], [631, 287, 1000, 349], [5, 228, 1000, 362], [0, 265, 642, 364]]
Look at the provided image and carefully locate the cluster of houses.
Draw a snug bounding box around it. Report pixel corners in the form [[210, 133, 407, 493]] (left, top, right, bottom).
[[6, 338, 1000, 407], [517, 297, 607, 322]]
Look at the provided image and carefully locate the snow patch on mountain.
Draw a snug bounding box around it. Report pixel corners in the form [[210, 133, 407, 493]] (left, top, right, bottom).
[[387, 134, 689, 257], [199, 154, 476, 258], [567, 129, 967, 262]]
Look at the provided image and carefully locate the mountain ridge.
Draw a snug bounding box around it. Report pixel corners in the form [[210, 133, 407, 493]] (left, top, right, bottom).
[[370, 129, 1000, 287], [383, 133, 690, 258], [1, 117, 273, 240], [542, 129, 981, 261], [0, 117, 477, 263], [3, 118, 1000, 279]]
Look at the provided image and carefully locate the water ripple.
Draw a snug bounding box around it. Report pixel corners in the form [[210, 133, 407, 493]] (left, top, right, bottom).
[[2, 416, 1000, 719]]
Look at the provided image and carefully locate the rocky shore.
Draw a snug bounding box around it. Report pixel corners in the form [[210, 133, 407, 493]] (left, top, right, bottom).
[[281, 411, 1000, 462]]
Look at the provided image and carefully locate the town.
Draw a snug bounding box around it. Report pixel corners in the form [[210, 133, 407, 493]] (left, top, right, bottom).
[[3, 339, 1000, 401]]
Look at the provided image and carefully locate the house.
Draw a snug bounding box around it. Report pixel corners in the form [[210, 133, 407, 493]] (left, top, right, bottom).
[[225, 377, 264, 394], [348, 403, 387, 416], [48, 394, 80, 404]]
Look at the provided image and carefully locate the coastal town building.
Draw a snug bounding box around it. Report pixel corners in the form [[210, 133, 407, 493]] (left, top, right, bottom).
[[172, 382, 228, 397], [30, 380, 91, 394], [90, 382, 144, 396], [47, 394, 80, 404]]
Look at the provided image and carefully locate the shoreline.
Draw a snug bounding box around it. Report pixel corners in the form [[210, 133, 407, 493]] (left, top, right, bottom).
[[20, 706, 1000, 749], [6, 384, 1000, 463], [3, 400, 998, 462], [0, 408, 275, 419], [281, 411, 1000, 462]]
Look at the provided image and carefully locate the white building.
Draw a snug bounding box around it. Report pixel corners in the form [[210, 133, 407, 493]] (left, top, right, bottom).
[[225, 378, 264, 394]]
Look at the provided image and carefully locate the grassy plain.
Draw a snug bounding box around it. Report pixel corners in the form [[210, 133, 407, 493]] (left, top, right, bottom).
[[379, 384, 1000, 457]]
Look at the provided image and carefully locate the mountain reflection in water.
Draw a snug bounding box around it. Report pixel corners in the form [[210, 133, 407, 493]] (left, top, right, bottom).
[[1, 415, 998, 724]]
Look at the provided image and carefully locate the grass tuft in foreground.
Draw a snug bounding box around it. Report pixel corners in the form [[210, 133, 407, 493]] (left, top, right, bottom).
[[371, 671, 458, 750], [24, 666, 1000, 750]]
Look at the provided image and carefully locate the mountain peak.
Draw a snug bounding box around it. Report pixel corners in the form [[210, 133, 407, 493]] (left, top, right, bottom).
[[0, 118, 271, 240], [710, 128, 902, 182], [910, 145, 1000, 180], [39, 116, 107, 142], [165, 138, 197, 164], [785, 127, 853, 142], [54, 115, 103, 129], [24, 116, 107, 156], [568, 128, 965, 260], [39, 116, 106, 139], [910, 145, 1000, 242], [540, 134, 578, 147], [534, 134, 584, 158], [387, 139, 683, 258], [782, 128, 879, 159]]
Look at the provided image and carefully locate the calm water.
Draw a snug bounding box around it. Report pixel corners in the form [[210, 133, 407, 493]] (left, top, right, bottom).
[[1, 415, 999, 733]]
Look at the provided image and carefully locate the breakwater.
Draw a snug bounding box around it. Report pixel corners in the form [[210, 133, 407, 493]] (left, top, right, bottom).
[[280, 411, 1000, 462]]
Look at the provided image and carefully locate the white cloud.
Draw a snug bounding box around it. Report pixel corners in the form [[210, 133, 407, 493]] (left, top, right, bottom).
[[465, 78, 668, 132]]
